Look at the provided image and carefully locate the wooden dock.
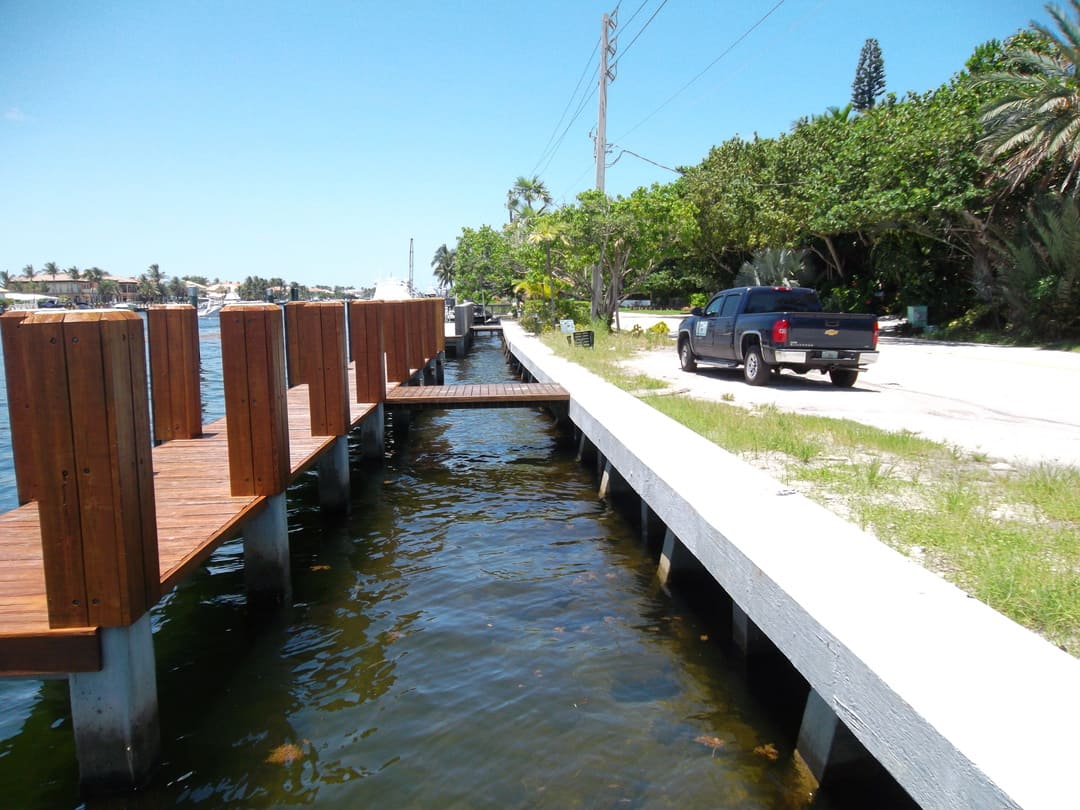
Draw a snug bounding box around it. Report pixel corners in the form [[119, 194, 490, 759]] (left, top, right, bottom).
[[0, 301, 564, 678], [0, 380, 376, 676], [386, 382, 567, 410]]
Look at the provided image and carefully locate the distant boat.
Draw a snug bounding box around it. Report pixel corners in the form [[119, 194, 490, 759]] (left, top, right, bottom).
[[197, 298, 223, 318], [371, 277, 418, 300]]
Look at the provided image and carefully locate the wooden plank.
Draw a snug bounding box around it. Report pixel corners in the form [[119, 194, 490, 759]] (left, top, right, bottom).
[[385, 382, 568, 409], [0, 312, 36, 504], [0, 627, 101, 675], [28, 311, 90, 628]]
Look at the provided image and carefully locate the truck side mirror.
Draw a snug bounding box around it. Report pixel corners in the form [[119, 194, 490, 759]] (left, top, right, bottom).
[[690, 306, 703, 316]]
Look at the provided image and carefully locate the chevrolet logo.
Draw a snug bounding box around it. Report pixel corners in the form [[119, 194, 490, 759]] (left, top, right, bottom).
[[824, 329, 839, 336]]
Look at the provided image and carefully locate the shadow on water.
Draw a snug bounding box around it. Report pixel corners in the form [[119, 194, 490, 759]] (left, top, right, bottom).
[[0, 332, 916, 809]]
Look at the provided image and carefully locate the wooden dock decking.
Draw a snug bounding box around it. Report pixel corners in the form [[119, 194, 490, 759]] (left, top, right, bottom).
[[0, 365, 381, 676], [386, 382, 567, 409]]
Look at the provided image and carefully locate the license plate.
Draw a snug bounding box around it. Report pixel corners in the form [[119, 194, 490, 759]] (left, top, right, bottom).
[[821, 350, 838, 360]]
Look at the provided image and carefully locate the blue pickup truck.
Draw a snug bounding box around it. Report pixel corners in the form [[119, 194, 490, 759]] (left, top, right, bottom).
[[677, 286, 879, 387]]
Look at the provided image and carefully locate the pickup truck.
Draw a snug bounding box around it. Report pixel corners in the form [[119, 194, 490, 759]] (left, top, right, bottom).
[[677, 286, 879, 387]]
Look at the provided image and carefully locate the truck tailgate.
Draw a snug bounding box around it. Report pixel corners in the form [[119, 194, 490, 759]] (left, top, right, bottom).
[[786, 313, 877, 350]]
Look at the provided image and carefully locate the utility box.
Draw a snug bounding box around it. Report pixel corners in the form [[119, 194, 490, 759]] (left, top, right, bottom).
[[907, 306, 928, 328]]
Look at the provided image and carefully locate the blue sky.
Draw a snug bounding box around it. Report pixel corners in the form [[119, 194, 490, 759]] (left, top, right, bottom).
[[0, 1, 1053, 292]]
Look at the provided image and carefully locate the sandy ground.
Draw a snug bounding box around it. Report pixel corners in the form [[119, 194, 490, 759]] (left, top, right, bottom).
[[614, 311, 1080, 468]]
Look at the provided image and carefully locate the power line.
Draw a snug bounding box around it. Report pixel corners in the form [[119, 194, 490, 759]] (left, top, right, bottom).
[[607, 145, 680, 174], [614, 0, 788, 143], [530, 40, 601, 178], [610, 0, 670, 71]]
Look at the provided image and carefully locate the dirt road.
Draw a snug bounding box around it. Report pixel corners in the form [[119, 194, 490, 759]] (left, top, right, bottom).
[[615, 312, 1080, 468]]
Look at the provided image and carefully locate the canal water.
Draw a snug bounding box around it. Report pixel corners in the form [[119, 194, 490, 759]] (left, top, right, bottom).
[[0, 323, 903, 808]]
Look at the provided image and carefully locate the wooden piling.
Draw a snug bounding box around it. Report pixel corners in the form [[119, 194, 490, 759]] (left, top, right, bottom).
[[299, 302, 350, 437], [384, 301, 410, 384], [220, 305, 290, 497], [283, 301, 306, 387], [18, 311, 158, 628], [1, 311, 37, 504], [147, 305, 202, 442], [347, 301, 387, 403]]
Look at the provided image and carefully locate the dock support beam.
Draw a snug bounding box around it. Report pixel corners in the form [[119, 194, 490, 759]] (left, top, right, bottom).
[[317, 435, 350, 511], [244, 493, 291, 606], [360, 403, 385, 460], [68, 614, 160, 794], [796, 689, 869, 786]]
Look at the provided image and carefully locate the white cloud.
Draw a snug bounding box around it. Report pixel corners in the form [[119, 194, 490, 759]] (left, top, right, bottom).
[[4, 107, 28, 122]]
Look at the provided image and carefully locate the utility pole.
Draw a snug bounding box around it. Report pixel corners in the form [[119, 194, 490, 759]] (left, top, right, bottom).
[[595, 11, 617, 192], [593, 9, 616, 319]]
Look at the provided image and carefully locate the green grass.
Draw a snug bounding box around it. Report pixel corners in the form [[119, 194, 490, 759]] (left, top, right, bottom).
[[543, 329, 1080, 655]]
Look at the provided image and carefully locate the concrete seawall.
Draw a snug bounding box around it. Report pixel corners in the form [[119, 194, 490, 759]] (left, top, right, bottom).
[[502, 320, 1080, 810]]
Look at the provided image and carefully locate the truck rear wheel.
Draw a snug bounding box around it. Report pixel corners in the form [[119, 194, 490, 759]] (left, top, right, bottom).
[[829, 368, 859, 388], [679, 339, 697, 372], [743, 344, 771, 386]]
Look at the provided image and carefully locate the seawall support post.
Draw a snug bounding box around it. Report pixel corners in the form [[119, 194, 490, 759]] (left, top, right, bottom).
[[221, 304, 292, 605], [640, 501, 665, 546], [657, 528, 693, 587], [732, 601, 771, 659], [147, 305, 202, 443], [299, 302, 351, 512], [598, 459, 632, 502], [68, 614, 160, 794], [796, 689, 871, 787]]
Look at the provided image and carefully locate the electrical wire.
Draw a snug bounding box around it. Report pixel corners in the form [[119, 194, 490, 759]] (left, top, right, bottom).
[[530, 39, 601, 178], [610, 0, 670, 71], [614, 0, 788, 143]]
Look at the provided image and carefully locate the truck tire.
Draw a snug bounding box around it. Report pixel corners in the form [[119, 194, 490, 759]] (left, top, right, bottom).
[[679, 338, 697, 372], [743, 344, 771, 386], [829, 368, 859, 388]]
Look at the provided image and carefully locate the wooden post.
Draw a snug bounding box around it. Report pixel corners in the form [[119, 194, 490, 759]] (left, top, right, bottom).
[[384, 301, 410, 384], [283, 301, 306, 388], [220, 305, 290, 497], [147, 305, 202, 442], [1, 311, 37, 504], [220, 305, 291, 603], [347, 301, 386, 403], [18, 311, 158, 628], [348, 302, 387, 460], [431, 298, 446, 384], [299, 302, 349, 438]]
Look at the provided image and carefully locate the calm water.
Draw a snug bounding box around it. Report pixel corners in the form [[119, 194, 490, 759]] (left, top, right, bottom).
[[0, 323, 893, 808]]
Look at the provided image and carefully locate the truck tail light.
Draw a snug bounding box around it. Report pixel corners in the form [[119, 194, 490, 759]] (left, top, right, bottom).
[[872, 319, 879, 349], [772, 318, 789, 345]]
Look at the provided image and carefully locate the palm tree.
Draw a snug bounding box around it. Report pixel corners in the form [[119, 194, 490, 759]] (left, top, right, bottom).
[[98, 278, 119, 304], [146, 263, 164, 302], [527, 216, 567, 326], [83, 267, 104, 304], [0, 270, 12, 290], [507, 175, 553, 223], [431, 244, 456, 291], [977, 1, 1080, 194], [21, 264, 35, 293], [66, 265, 81, 280]]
